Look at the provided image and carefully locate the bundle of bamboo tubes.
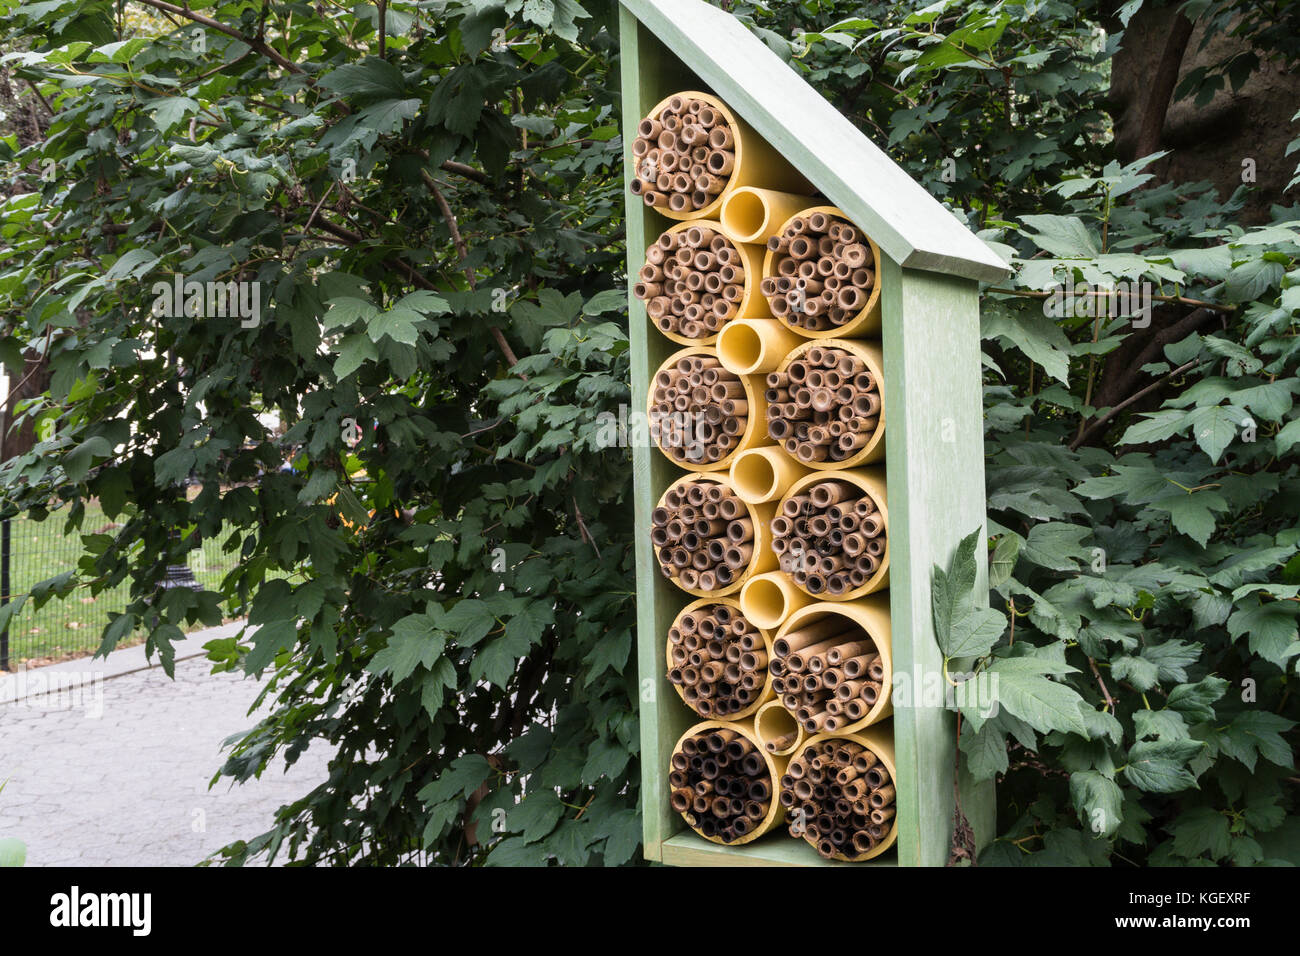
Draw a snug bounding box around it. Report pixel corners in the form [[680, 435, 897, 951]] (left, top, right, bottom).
[[765, 344, 880, 466], [770, 478, 886, 597], [780, 737, 896, 859], [634, 225, 746, 340], [760, 211, 875, 333], [630, 95, 736, 216], [650, 352, 750, 467], [670, 727, 775, 843], [769, 613, 885, 734], [667, 603, 769, 718], [652, 478, 756, 592]]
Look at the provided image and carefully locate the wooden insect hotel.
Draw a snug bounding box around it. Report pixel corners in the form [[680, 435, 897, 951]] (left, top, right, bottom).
[[621, 0, 1011, 865]]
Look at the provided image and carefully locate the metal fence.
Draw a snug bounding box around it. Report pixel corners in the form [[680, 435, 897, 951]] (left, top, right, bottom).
[[0, 509, 235, 670]]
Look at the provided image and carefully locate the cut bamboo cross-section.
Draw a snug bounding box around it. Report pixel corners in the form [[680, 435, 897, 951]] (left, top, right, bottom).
[[771, 597, 892, 735], [653, 472, 778, 597], [774, 468, 889, 599], [671, 718, 789, 844], [636, 220, 770, 345], [667, 596, 776, 720], [781, 726, 898, 861], [649, 346, 770, 471], [767, 338, 885, 469], [761, 206, 882, 338], [631, 91, 812, 220]]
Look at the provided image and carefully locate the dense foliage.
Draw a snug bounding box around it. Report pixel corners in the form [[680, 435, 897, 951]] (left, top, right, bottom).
[[0, 0, 1295, 865]]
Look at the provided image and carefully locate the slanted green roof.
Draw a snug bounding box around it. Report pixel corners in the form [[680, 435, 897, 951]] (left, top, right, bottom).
[[620, 0, 1013, 283]]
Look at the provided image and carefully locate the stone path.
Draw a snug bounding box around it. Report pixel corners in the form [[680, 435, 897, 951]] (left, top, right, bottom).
[[0, 625, 333, 866]]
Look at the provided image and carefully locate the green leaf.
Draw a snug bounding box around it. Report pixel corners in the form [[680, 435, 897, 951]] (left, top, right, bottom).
[[1119, 408, 1190, 445], [333, 333, 378, 378], [1070, 770, 1122, 837], [510, 790, 564, 843], [1226, 597, 1300, 668], [988, 534, 1020, 587], [983, 305, 1071, 384], [945, 605, 1008, 659], [1171, 807, 1230, 860], [1111, 654, 1158, 691], [370, 614, 447, 682], [580, 738, 629, 784], [1123, 739, 1204, 793], [418, 754, 494, 806], [1021, 522, 1091, 571], [1166, 676, 1228, 722], [960, 720, 1008, 781], [1019, 215, 1100, 257], [1188, 404, 1243, 462], [1217, 711, 1296, 771], [1276, 418, 1300, 456], [244, 619, 298, 673], [367, 306, 424, 345], [986, 657, 1089, 736], [319, 57, 406, 98]]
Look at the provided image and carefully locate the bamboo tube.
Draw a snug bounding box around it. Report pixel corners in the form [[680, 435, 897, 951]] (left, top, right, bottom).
[[716, 318, 806, 376], [760, 206, 882, 339], [755, 699, 805, 756], [739, 569, 815, 631], [649, 346, 771, 472], [721, 186, 820, 245], [632, 91, 811, 221], [785, 725, 898, 861], [728, 445, 809, 506], [670, 718, 790, 845], [655, 473, 778, 597], [772, 597, 893, 734], [773, 468, 889, 599], [639, 221, 771, 346], [670, 598, 769, 717], [769, 339, 886, 469]]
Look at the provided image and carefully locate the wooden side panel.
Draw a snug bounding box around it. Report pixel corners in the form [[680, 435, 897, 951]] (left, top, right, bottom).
[[881, 260, 995, 866], [619, 7, 699, 862]]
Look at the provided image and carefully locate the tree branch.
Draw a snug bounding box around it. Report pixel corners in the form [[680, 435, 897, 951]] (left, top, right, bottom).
[[1068, 358, 1203, 451], [420, 168, 522, 371], [129, 0, 307, 76]]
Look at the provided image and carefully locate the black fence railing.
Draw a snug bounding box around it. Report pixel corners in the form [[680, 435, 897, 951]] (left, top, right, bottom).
[[0, 509, 235, 670]]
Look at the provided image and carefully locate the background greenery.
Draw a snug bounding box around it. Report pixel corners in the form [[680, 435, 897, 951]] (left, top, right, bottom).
[[0, 0, 1296, 865]]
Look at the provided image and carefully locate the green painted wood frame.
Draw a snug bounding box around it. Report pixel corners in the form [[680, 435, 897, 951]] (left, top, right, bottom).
[[620, 4, 996, 867]]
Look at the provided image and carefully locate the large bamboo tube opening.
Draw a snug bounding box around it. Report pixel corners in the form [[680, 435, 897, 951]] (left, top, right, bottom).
[[771, 598, 892, 735], [649, 346, 769, 471], [654, 473, 778, 597], [668, 598, 775, 720], [773, 468, 889, 599], [630, 92, 811, 222], [670, 718, 788, 845], [728, 445, 807, 505], [761, 206, 882, 338], [740, 570, 813, 631], [716, 318, 804, 376], [755, 699, 804, 756], [767, 339, 886, 469], [720, 187, 818, 244], [783, 727, 897, 861]]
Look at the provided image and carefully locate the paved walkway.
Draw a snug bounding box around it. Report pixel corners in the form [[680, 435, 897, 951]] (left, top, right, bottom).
[[0, 624, 333, 866]]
